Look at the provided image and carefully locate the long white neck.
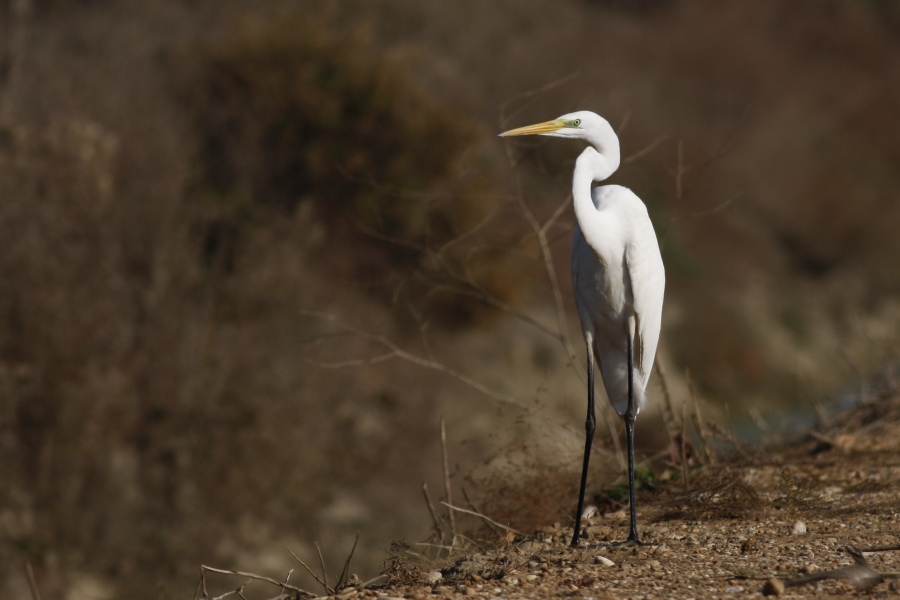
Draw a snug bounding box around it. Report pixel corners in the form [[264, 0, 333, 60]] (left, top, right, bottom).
[[572, 132, 620, 241]]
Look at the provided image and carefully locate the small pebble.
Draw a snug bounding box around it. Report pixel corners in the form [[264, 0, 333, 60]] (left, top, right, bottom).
[[762, 577, 785, 597], [425, 571, 442, 584], [517, 540, 542, 552], [594, 555, 615, 567], [792, 521, 807, 535]]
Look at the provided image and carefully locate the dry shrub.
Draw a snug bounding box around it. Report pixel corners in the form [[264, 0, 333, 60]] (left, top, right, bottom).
[[655, 470, 763, 522], [169, 10, 523, 329], [0, 118, 147, 591], [465, 433, 611, 536], [0, 6, 507, 597]]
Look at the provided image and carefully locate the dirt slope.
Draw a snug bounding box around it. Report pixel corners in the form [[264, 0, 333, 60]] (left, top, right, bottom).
[[357, 392, 900, 599]]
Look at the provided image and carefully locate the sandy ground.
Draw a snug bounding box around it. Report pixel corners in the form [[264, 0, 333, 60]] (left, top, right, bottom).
[[365, 391, 900, 600], [199, 391, 900, 599]]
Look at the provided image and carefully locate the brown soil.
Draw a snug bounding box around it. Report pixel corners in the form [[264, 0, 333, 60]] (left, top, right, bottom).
[[361, 392, 900, 599]]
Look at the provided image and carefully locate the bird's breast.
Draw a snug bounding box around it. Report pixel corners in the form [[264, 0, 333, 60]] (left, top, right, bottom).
[[571, 227, 629, 320]]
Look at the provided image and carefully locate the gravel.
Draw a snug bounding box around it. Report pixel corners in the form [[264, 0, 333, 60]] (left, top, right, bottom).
[[357, 393, 900, 599]]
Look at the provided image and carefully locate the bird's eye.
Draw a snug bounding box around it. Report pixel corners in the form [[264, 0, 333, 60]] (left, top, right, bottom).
[[573, 119, 582, 126]]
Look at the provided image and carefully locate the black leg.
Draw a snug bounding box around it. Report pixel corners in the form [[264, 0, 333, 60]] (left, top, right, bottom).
[[621, 328, 641, 545], [571, 342, 596, 547]]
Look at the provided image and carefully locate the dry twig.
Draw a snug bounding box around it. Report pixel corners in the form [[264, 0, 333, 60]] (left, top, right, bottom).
[[314, 542, 329, 593], [679, 398, 690, 491], [210, 579, 250, 600], [301, 310, 522, 409], [440, 416, 458, 549], [25, 563, 42, 600], [422, 482, 450, 545], [196, 565, 315, 599], [285, 546, 330, 594], [441, 501, 523, 536], [686, 371, 715, 464], [781, 546, 896, 592], [462, 486, 500, 534], [706, 420, 753, 461], [337, 533, 360, 591], [623, 135, 668, 165], [860, 543, 900, 553], [655, 357, 680, 446]]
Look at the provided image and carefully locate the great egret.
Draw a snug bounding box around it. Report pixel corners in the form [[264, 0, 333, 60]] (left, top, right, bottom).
[[500, 111, 665, 547]]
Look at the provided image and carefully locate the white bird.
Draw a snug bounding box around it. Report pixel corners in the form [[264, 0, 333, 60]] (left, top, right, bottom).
[[500, 111, 665, 546]]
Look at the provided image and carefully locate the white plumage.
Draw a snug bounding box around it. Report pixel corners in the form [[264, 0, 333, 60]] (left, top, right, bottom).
[[572, 183, 664, 416], [501, 110, 665, 546]]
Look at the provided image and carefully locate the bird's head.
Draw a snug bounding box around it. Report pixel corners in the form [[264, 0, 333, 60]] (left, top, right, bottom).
[[500, 110, 621, 180], [499, 110, 610, 141]]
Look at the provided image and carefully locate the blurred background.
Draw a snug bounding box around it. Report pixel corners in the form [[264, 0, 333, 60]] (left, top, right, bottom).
[[1, 0, 899, 597]]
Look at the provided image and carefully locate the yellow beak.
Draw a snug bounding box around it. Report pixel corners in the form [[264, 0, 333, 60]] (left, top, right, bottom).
[[499, 119, 567, 137]]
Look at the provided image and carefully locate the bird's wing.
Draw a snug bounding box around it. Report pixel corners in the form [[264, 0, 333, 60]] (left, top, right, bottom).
[[624, 223, 665, 381]]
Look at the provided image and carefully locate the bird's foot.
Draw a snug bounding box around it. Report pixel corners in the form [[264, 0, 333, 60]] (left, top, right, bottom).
[[611, 536, 643, 548]]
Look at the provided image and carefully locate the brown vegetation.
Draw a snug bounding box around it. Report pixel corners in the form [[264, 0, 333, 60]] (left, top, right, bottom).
[[0, 1, 898, 598]]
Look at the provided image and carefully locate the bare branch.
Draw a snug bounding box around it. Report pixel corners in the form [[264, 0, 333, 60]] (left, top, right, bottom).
[[706, 421, 753, 461], [782, 546, 885, 591], [301, 309, 524, 409], [199, 565, 316, 598], [314, 542, 329, 594], [859, 543, 900, 553], [680, 398, 690, 491], [436, 201, 506, 261], [440, 501, 523, 536], [285, 547, 330, 594], [687, 371, 714, 464], [337, 532, 360, 591], [25, 563, 42, 600], [421, 279, 560, 340], [303, 341, 397, 369], [362, 574, 389, 588], [440, 416, 458, 549], [515, 186, 583, 382], [462, 486, 500, 533], [211, 579, 250, 600], [540, 193, 573, 237], [678, 194, 739, 220], [617, 110, 632, 133], [623, 135, 668, 165], [195, 569, 207, 600], [422, 482, 450, 543], [655, 357, 680, 442]]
